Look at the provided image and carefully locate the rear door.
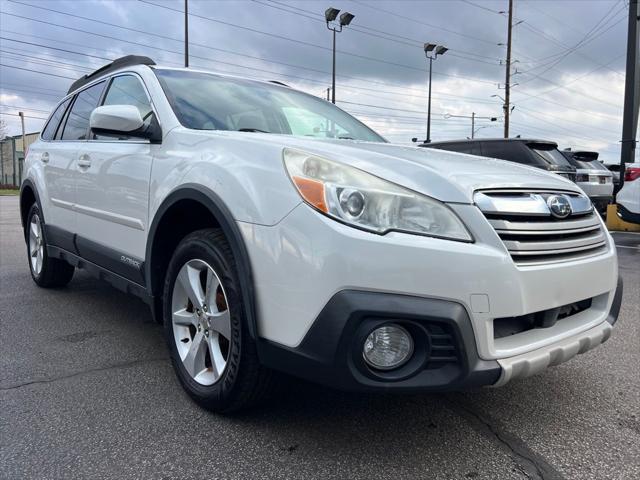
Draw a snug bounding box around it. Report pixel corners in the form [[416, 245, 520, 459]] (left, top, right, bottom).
[[37, 97, 75, 240], [73, 73, 155, 282]]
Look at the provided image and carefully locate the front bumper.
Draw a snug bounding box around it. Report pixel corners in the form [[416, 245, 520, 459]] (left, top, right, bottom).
[[258, 277, 622, 391], [239, 202, 620, 391], [259, 290, 501, 392]]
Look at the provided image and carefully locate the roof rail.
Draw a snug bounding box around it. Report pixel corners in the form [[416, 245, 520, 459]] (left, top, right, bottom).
[[67, 55, 156, 94], [268, 80, 290, 87]]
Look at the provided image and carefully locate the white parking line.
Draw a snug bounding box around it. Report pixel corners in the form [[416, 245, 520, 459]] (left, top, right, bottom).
[[616, 245, 640, 250]]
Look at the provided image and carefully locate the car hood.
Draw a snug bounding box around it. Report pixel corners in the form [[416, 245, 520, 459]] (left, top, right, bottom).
[[192, 131, 582, 204]]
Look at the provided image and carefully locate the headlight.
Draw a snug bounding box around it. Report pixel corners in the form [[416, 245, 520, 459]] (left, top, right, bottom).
[[283, 148, 472, 241]]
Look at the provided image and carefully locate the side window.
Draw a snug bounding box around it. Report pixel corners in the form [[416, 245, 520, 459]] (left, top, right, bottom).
[[60, 81, 106, 141], [41, 98, 71, 141], [102, 75, 152, 119], [95, 75, 154, 141]]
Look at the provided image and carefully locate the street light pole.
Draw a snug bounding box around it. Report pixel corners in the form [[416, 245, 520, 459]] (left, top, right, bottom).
[[325, 7, 355, 105], [443, 112, 497, 139], [331, 28, 336, 104], [427, 56, 433, 143], [423, 44, 447, 143], [471, 112, 475, 139], [184, 0, 189, 67], [18, 111, 26, 186]]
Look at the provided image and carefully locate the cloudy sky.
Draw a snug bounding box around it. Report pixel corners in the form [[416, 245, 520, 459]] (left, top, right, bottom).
[[0, 0, 636, 163]]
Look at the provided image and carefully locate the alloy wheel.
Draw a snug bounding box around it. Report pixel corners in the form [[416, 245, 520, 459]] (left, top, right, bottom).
[[171, 259, 231, 386], [29, 214, 44, 275]]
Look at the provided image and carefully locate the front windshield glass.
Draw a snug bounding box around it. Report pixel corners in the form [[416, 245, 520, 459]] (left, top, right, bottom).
[[154, 69, 386, 142]]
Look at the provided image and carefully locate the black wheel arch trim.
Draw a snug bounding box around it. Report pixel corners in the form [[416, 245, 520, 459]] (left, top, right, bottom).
[[19, 179, 44, 234], [145, 184, 259, 340]]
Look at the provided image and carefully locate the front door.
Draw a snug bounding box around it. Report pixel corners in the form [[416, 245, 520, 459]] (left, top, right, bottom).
[[74, 74, 155, 284]]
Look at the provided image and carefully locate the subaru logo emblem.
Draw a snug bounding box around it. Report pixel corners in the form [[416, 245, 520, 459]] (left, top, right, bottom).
[[547, 194, 572, 219]]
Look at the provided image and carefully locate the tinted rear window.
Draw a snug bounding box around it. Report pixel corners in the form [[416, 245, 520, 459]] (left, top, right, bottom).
[[479, 141, 533, 164], [429, 142, 480, 155], [61, 81, 105, 140], [41, 98, 71, 141], [528, 143, 572, 168]]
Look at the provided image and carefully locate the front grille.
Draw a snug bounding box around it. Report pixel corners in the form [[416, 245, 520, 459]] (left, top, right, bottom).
[[493, 298, 593, 338], [476, 190, 608, 265]]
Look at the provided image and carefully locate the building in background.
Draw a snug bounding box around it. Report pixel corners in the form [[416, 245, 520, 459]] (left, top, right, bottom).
[[0, 132, 39, 187]]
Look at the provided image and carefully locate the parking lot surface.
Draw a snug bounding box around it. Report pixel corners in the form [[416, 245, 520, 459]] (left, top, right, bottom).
[[1, 195, 638, 480]]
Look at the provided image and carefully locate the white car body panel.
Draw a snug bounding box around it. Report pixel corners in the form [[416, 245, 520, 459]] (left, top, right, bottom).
[[238, 202, 618, 358], [617, 162, 640, 217], [21, 62, 621, 390], [74, 140, 154, 259]]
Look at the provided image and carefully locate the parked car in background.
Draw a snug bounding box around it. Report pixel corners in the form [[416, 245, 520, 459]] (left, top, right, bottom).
[[420, 138, 577, 182], [561, 149, 613, 216], [603, 161, 622, 190], [616, 163, 640, 224]]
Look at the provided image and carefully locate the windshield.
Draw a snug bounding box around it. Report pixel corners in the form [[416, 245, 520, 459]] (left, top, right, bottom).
[[528, 143, 573, 168], [154, 69, 386, 142]]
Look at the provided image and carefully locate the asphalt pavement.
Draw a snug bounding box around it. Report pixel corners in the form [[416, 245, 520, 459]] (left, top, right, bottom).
[[1, 195, 638, 480]]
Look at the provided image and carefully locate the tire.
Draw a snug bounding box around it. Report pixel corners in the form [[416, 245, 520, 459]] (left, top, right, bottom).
[[163, 228, 274, 413], [26, 204, 75, 288]]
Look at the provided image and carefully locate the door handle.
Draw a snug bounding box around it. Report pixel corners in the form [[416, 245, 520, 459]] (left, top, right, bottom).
[[77, 154, 92, 168], [41, 152, 50, 163]]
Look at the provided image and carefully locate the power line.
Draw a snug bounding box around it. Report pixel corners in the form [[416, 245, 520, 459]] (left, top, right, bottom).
[[517, 4, 626, 83], [1, 6, 498, 88], [0, 104, 51, 113], [0, 112, 48, 121], [0, 63, 75, 80], [515, 52, 626, 106], [350, 0, 501, 46], [252, 0, 502, 66], [137, 0, 497, 85]]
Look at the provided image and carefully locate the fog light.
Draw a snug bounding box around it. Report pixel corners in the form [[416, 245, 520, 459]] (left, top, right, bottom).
[[363, 325, 413, 370]]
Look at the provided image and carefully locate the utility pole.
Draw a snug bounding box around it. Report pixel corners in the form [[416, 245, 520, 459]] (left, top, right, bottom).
[[184, 0, 189, 67], [619, 0, 639, 192], [503, 0, 513, 139], [326, 87, 331, 101], [18, 111, 26, 186]]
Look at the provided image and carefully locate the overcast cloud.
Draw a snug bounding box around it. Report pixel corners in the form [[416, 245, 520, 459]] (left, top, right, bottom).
[[0, 0, 636, 163]]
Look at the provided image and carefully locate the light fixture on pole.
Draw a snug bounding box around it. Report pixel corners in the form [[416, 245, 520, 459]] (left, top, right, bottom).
[[325, 7, 355, 104], [443, 112, 497, 139], [423, 43, 447, 143]]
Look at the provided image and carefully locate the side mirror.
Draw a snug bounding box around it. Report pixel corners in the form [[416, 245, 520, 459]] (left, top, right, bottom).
[[90, 105, 161, 143]]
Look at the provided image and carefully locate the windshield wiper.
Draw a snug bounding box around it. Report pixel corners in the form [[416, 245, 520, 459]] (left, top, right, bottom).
[[237, 128, 270, 133]]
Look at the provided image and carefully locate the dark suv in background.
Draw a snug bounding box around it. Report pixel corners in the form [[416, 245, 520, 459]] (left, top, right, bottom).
[[419, 138, 577, 182]]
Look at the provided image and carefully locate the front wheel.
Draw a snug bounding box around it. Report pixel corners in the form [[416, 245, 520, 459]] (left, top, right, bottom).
[[163, 228, 274, 412], [26, 204, 74, 288]]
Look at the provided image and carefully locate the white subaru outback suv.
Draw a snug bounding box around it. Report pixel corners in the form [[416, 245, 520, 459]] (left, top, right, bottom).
[[20, 56, 622, 412]]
